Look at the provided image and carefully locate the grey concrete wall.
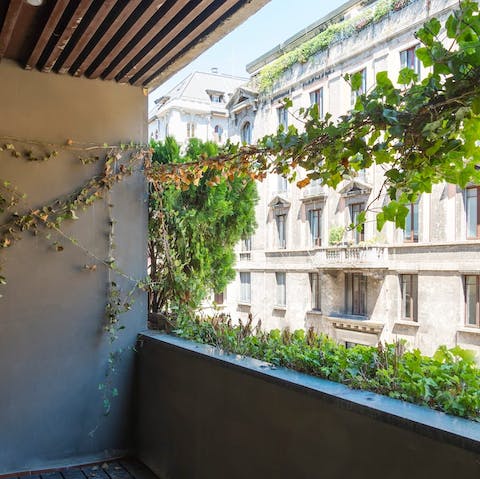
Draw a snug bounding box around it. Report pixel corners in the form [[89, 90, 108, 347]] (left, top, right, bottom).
[[136, 334, 480, 479], [0, 60, 147, 473]]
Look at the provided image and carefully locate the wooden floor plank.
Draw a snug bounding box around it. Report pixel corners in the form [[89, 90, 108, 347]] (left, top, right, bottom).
[[61, 469, 87, 479], [118, 460, 157, 479], [41, 472, 64, 479], [101, 463, 131, 479], [81, 466, 110, 479]]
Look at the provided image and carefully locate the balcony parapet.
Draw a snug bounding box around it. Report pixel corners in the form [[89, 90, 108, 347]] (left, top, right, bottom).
[[314, 245, 389, 268]]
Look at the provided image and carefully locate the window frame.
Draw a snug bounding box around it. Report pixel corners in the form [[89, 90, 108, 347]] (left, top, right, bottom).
[[214, 291, 225, 305], [309, 87, 324, 118], [404, 201, 419, 242], [186, 122, 195, 138], [309, 272, 321, 311], [239, 272, 251, 304], [465, 275, 480, 328], [276, 213, 287, 249], [400, 44, 421, 77], [241, 121, 252, 144], [277, 106, 288, 130], [400, 274, 418, 322], [275, 272, 286, 307], [466, 186, 480, 239], [349, 202, 365, 243], [308, 208, 322, 247], [345, 272, 367, 316]]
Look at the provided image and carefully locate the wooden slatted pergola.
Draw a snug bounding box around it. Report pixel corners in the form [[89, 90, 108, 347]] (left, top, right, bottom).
[[0, 0, 268, 89]]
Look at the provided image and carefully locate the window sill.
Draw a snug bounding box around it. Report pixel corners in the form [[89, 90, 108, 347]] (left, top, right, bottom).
[[394, 320, 420, 328], [306, 309, 322, 316], [237, 302, 251, 307], [457, 327, 480, 335], [273, 305, 287, 311]]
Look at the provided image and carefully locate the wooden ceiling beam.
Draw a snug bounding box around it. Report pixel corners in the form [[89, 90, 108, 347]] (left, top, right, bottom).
[[85, 0, 169, 80], [100, 0, 190, 81], [42, 0, 94, 73], [72, 0, 143, 78], [131, 0, 239, 86], [0, 0, 23, 59], [57, 0, 118, 74], [25, 0, 70, 70]]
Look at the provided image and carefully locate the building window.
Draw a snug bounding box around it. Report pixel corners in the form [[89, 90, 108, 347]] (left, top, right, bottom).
[[345, 273, 367, 316], [308, 209, 322, 247], [309, 272, 321, 311], [209, 93, 224, 103], [241, 236, 252, 251], [276, 214, 286, 249], [400, 45, 421, 77], [404, 201, 419, 242], [465, 276, 480, 327], [400, 274, 418, 321], [275, 272, 286, 307], [309, 87, 324, 118], [214, 291, 225, 305], [277, 175, 288, 193], [277, 106, 288, 130], [466, 187, 480, 239], [351, 68, 367, 104], [186, 122, 195, 138], [213, 125, 223, 143], [349, 203, 365, 243], [241, 121, 252, 144], [240, 272, 251, 303]]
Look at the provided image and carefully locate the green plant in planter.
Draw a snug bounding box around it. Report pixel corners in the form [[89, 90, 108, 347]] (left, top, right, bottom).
[[329, 226, 345, 246]]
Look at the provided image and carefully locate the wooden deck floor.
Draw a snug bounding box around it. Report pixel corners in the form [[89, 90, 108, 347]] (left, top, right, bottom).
[[5, 460, 158, 479]]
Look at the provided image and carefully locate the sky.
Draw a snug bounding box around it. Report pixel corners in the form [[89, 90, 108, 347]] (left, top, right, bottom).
[[148, 0, 347, 111]]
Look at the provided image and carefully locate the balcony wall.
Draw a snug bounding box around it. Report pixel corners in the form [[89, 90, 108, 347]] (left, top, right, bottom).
[[0, 60, 147, 474], [136, 333, 480, 479]]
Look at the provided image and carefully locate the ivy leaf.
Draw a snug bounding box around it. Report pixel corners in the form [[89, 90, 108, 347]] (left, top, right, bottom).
[[398, 67, 417, 85], [415, 47, 433, 67]]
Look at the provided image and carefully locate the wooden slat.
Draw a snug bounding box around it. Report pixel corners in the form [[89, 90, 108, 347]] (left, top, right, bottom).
[[131, 0, 239, 85], [86, 0, 171, 80], [72, 0, 143, 78], [25, 0, 70, 70], [57, 0, 118, 74], [100, 0, 190, 81], [0, 0, 23, 59], [119, 0, 217, 83], [42, 0, 94, 72]]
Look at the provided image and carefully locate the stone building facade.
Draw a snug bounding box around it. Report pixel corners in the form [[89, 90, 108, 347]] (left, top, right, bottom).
[[219, 0, 480, 357], [148, 70, 246, 145]]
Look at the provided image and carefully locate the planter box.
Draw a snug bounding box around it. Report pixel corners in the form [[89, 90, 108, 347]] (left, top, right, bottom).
[[135, 332, 480, 479]]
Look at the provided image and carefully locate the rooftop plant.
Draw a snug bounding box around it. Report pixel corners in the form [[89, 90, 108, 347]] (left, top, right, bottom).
[[257, 0, 416, 92]]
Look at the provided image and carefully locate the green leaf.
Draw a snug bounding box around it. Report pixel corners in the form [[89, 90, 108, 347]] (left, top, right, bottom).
[[415, 47, 433, 67]]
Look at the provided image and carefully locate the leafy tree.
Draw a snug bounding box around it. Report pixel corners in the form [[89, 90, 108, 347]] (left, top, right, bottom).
[[148, 137, 257, 314]]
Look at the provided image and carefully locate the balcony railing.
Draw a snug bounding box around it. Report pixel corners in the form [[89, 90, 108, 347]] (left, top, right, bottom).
[[318, 245, 388, 265], [302, 184, 326, 199]]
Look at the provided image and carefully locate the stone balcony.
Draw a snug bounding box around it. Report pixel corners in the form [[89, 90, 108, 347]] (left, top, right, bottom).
[[314, 245, 389, 269]]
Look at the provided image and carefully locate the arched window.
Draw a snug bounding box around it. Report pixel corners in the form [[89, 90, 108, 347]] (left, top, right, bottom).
[[213, 124, 223, 143], [241, 121, 252, 144]]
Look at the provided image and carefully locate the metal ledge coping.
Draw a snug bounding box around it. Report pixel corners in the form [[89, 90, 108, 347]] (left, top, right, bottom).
[[138, 331, 480, 455]]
